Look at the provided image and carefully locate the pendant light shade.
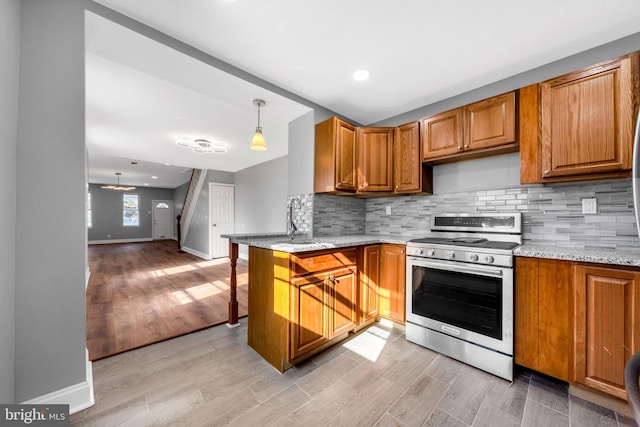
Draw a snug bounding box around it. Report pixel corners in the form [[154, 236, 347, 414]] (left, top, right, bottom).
[[250, 99, 267, 151]]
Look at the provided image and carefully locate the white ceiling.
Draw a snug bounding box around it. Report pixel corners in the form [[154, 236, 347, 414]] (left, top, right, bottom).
[[87, 0, 640, 188]]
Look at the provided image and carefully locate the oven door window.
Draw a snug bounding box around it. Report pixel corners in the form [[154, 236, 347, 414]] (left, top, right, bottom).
[[412, 265, 502, 340]]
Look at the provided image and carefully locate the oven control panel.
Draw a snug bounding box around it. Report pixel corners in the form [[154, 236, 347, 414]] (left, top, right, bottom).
[[406, 245, 513, 267]]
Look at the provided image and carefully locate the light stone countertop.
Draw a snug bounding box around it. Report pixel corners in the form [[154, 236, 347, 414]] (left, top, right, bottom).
[[514, 243, 640, 267], [221, 233, 412, 253]]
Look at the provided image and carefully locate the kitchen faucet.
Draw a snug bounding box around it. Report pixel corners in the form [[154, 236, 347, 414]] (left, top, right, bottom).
[[287, 197, 301, 239]]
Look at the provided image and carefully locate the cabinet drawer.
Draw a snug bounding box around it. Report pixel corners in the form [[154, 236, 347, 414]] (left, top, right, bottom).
[[291, 248, 357, 277]]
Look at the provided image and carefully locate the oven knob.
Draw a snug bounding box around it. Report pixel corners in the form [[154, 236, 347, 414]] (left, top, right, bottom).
[[446, 251, 455, 259], [416, 248, 424, 255], [470, 254, 479, 262], [426, 249, 435, 256], [485, 255, 495, 264]]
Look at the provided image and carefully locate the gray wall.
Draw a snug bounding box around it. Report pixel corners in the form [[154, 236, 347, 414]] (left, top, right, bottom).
[[235, 156, 289, 258], [373, 32, 640, 127], [236, 156, 289, 234], [0, 0, 20, 404], [15, 0, 87, 402], [287, 111, 315, 196], [183, 170, 235, 256], [87, 184, 175, 242]]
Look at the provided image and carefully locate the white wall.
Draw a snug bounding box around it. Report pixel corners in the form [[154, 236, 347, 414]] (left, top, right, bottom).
[[0, 0, 20, 404], [14, 0, 87, 403]]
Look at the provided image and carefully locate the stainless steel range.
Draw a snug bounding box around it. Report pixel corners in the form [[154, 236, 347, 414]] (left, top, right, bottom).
[[405, 212, 522, 381]]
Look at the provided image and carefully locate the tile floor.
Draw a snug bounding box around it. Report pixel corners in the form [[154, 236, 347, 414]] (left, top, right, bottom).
[[70, 319, 636, 426]]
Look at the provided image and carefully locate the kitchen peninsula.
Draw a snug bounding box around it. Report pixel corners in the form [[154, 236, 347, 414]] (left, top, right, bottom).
[[222, 233, 410, 372]]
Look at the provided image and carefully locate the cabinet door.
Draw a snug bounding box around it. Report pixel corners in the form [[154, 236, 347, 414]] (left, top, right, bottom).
[[290, 274, 328, 360], [422, 109, 463, 161], [515, 257, 539, 370], [394, 122, 422, 194], [464, 92, 516, 151], [379, 244, 406, 323], [573, 264, 640, 400], [335, 119, 357, 191], [358, 246, 381, 326], [314, 117, 356, 193], [515, 257, 570, 381], [540, 54, 635, 179], [357, 127, 394, 192], [328, 267, 357, 339], [538, 258, 571, 381]]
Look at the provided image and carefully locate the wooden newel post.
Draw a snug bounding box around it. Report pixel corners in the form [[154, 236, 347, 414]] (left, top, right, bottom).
[[228, 241, 239, 326]]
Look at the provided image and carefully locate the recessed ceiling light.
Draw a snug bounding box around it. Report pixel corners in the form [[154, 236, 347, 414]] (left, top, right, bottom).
[[164, 163, 171, 166], [151, 176, 157, 179], [144, 183, 149, 186], [352, 70, 370, 82]]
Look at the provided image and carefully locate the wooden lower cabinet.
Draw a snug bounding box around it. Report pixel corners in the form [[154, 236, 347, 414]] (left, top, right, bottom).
[[357, 245, 381, 328], [572, 264, 640, 400], [515, 257, 571, 381], [379, 244, 406, 323], [290, 273, 329, 360], [248, 246, 359, 372]]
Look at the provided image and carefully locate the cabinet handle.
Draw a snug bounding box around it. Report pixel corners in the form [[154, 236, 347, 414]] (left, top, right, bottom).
[[543, 170, 550, 175]]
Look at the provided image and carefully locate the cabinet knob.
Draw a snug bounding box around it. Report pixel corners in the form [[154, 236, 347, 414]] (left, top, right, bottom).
[[457, 146, 463, 150], [464, 145, 469, 149], [543, 170, 550, 175]]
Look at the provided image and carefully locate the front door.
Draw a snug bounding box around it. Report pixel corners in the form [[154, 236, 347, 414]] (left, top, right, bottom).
[[210, 184, 234, 258], [152, 200, 173, 240]]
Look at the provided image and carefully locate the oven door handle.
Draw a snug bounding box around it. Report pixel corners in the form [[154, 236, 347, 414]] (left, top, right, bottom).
[[411, 259, 504, 277]]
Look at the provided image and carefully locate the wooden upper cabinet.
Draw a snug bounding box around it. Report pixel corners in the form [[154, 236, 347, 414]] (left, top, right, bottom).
[[573, 264, 640, 400], [422, 109, 463, 160], [394, 121, 425, 194], [422, 92, 517, 163], [465, 91, 516, 151], [521, 52, 639, 184], [357, 127, 394, 193], [314, 117, 357, 193]]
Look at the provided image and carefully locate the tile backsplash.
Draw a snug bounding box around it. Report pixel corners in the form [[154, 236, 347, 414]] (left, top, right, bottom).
[[291, 178, 639, 250]]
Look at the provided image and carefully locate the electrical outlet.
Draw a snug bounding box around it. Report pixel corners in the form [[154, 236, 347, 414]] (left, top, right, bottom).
[[385, 205, 392, 215], [582, 198, 597, 214]]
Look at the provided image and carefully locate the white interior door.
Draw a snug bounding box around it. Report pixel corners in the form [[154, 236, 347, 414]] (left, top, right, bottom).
[[152, 200, 173, 240], [210, 184, 234, 258]]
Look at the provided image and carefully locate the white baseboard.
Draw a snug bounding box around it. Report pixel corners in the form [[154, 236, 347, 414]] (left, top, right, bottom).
[[22, 349, 94, 414], [88, 238, 153, 245], [181, 245, 211, 260]]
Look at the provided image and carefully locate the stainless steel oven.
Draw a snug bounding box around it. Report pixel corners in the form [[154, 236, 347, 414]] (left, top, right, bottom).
[[405, 213, 521, 381]]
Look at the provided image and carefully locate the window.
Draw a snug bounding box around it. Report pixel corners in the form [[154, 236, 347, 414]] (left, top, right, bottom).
[[123, 194, 139, 226], [156, 202, 169, 209], [87, 192, 92, 228]]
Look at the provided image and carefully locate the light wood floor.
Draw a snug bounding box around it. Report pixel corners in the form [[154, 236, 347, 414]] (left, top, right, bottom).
[[71, 319, 633, 426], [86, 240, 248, 360]]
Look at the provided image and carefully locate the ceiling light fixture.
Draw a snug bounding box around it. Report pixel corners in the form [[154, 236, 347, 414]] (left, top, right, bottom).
[[101, 172, 136, 191], [250, 99, 267, 151], [353, 69, 370, 81], [176, 138, 227, 153]]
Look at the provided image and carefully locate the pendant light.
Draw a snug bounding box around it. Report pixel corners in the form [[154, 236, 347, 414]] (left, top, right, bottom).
[[250, 99, 267, 151], [101, 172, 136, 191]]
